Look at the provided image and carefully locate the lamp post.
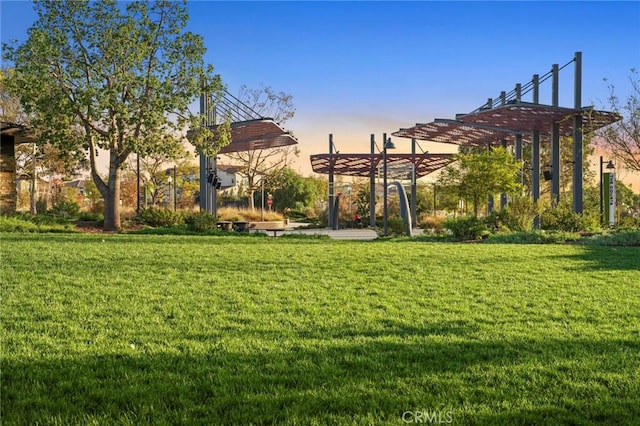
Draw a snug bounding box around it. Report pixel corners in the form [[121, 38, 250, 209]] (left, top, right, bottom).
[[383, 136, 396, 236], [599, 156, 615, 225], [167, 175, 173, 211]]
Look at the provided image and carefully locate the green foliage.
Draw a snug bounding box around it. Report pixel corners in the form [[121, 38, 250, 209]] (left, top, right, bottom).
[[50, 199, 80, 217], [3, 0, 229, 230], [0, 214, 76, 233], [183, 211, 217, 232], [268, 167, 326, 212], [484, 231, 582, 244], [136, 208, 184, 228], [540, 199, 599, 232], [444, 216, 490, 240], [584, 229, 640, 246], [438, 147, 523, 216]]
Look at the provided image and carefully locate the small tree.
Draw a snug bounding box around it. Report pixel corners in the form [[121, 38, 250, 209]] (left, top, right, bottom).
[[599, 69, 640, 174], [3, 1, 229, 230], [438, 148, 523, 217], [222, 84, 298, 209]]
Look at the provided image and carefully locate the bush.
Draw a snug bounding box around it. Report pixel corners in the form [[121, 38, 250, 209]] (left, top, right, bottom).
[[584, 229, 640, 246], [51, 199, 80, 217], [485, 231, 582, 244], [540, 200, 599, 232], [418, 214, 446, 232], [184, 211, 217, 232], [0, 215, 76, 233], [136, 208, 184, 227], [444, 216, 490, 241]]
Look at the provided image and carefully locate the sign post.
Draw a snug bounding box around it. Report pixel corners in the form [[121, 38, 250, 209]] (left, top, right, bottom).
[[603, 172, 616, 227]]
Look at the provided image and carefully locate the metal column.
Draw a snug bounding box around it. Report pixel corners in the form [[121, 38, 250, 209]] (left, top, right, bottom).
[[532, 74, 541, 229], [369, 134, 376, 227], [382, 133, 388, 236], [328, 134, 334, 229], [411, 138, 417, 227], [500, 139, 508, 209], [551, 63, 561, 206], [573, 51, 583, 214]]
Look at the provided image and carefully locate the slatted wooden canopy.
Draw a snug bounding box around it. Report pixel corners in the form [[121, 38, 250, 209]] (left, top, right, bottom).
[[392, 103, 622, 146], [310, 152, 455, 178]]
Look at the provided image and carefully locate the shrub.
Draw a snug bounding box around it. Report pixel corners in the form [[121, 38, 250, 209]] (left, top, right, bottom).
[[137, 208, 184, 227], [184, 211, 217, 232], [418, 214, 446, 232], [0, 215, 76, 233], [540, 200, 599, 233], [485, 231, 582, 244], [444, 216, 490, 241], [50, 199, 80, 217], [584, 229, 640, 246]]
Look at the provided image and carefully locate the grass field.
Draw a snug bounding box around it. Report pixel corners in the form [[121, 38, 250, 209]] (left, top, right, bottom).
[[2, 233, 639, 425]]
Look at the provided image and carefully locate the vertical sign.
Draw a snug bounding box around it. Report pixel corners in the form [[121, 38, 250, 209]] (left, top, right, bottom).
[[603, 172, 616, 227]]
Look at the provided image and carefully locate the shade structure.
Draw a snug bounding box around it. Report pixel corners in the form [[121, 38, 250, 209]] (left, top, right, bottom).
[[200, 118, 298, 154], [310, 152, 455, 179], [392, 103, 622, 146]]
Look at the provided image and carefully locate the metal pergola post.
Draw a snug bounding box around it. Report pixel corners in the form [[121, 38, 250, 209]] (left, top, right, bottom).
[[383, 133, 389, 236], [551, 63, 561, 206], [532, 73, 541, 230], [410, 138, 417, 227], [573, 51, 583, 214], [328, 134, 334, 229], [369, 134, 376, 227]]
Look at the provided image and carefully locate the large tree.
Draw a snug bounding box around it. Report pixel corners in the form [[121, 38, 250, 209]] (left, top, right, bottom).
[[599, 69, 640, 174], [3, 0, 228, 230], [222, 84, 299, 209]]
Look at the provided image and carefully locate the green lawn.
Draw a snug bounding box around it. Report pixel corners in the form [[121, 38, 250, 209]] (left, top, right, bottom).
[[2, 233, 639, 425]]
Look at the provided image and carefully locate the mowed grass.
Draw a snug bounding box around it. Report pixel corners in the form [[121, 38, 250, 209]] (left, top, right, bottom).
[[1, 233, 639, 425]]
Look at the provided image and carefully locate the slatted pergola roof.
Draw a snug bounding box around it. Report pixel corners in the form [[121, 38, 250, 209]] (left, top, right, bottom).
[[310, 152, 455, 179], [392, 103, 622, 146]]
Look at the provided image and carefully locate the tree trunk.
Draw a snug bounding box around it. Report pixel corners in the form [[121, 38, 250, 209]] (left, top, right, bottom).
[[248, 189, 255, 210], [102, 158, 122, 231]]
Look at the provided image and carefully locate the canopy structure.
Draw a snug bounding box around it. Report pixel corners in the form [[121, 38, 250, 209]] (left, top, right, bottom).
[[196, 88, 298, 214], [217, 118, 297, 154], [310, 152, 454, 179], [392, 103, 621, 147], [391, 52, 622, 220]]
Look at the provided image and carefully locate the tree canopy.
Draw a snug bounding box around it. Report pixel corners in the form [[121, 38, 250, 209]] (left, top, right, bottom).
[[3, 0, 229, 230], [438, 148, 523, 216]]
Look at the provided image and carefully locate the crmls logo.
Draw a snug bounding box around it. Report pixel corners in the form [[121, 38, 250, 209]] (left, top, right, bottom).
[[402, 410, 453, 424]]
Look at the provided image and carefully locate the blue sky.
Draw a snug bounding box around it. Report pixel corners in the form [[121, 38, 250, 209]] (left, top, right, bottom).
[[2, 1, 639, 177]]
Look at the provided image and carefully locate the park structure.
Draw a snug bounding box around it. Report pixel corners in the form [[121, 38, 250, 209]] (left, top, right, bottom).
[[310, 52, 622, 234]]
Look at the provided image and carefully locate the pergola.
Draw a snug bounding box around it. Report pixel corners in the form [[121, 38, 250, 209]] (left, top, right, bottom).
[[391, 52, 621, 223], [194, 89, 298, 214]]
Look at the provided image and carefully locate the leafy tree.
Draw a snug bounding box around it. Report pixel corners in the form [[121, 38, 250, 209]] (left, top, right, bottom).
[[222, 84, 299, 209], [3, 0, 229, 230], [265, 167, 326, 213], [438, 148, 522, 217], [599, 69, 640, 174]]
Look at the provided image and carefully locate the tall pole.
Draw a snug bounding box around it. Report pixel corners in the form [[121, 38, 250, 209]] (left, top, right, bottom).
[[532, 74, 541, 229], [411, 138, 417, 228], [328, 134, 334, 229], [551, 63, 560, 206], [383, 132, 388, 236], [573, 51, 583, 214], [599, 156, 604, 225], [369, 134, 376, 228]]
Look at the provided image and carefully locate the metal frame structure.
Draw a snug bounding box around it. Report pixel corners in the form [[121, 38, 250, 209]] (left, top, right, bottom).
[[392, 52, 621, 223], [310, 134, 456, 231], [195, 88, 298, 216]]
